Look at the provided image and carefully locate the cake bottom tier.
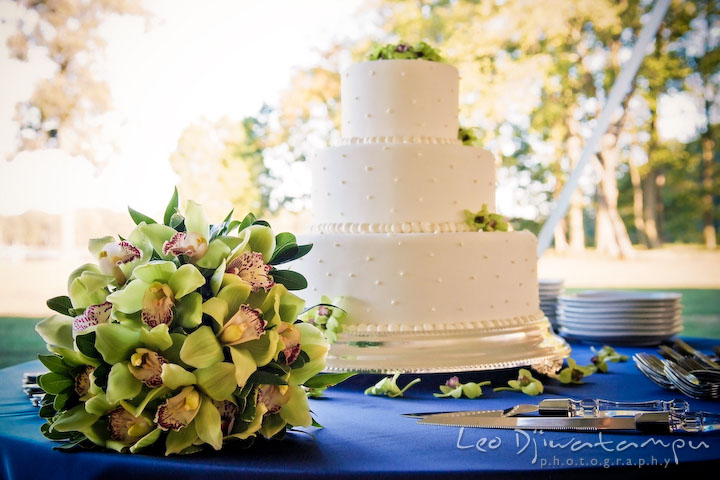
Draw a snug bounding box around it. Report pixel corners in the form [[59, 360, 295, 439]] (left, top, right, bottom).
[[325, 317, 570, 374], [296, 230, 542, 331]]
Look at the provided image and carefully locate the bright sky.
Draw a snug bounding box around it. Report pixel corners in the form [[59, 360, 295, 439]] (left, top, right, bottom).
[[0, 0, 366, 215], [0, 0, 707, 218]]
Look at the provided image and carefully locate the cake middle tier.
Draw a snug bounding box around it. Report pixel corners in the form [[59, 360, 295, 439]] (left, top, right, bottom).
[[311, 143, 496, 229], [295, 230, 541, 331]]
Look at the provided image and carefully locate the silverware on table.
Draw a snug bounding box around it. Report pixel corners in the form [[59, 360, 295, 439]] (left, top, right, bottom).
[[403, 398, 689, 420], [417, 410, 720, 434]]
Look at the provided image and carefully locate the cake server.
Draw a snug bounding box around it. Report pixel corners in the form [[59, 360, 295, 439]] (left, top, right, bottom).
[[417, 411, 720, 433], [403, 398, 689, 419]]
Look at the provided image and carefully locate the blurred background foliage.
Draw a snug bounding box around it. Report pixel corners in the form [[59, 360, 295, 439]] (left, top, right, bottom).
[[3, 0, 719, 258]]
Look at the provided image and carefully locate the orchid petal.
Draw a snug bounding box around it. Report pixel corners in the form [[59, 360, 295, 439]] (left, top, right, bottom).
[[127, 225, 155, 263], [229, 346, 256, 388], [216, 283, 251, 319], [35, 314, 74, 350], [202, 297, 229, 328], [258, 414, 286, 439], [73, 302, 112, 336], [107, 279, 148, 314], [95, 323, 142, 364], [129, 427, 162, 453], [120, 386, 169, 418], [195, 362, 236, 401], [180, 326, 224, 368], [161, 333, 190, 369], [68, 269, 112, 309], [139, 324, 173, 351], [161, 363, 197, 390], [259, 284, 304, 328], [195, 239, 231, 270], [226, 402, 267, 440], [51, 404, 99, 432], [184, 200, 209, 237], [242, 329, 281, 367], [215, 235, 246, 251], [279, 385, 312, 427], [88, 236, 115, 256], [84, 392, 115, 415], [168, 264, 206, 299], [165, 421, 199, 456], [288, 323, 330, 385], [210, 259, 226, 296], [195, 396, 223, 450], [176, 292, 203, 329], [246, 225, 276, 263], [217, 305, 266, 346], [226, 251, 274, 293], [106, 362, 143, 404], [47, 345, 100, 367], [139, 223, 178, 260], [132, 261, 177, 284]]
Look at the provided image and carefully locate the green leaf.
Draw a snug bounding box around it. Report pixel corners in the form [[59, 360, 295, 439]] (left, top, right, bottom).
[[274, 232, 296, 250], [128, 206, 157, 226], [75, 331, 100, 359], [38, 354, 71, 375], [39, 403, 56, 418], [311, 418, 324, 428], [38, 372, 74, 395], [238, 213, 256, 232], [93, 363, 111, 389], [270, 244, 312, 266], [163, 187, 179, 226], [129, 427, 162, 454], [51, 404, 99, 432], [271, 270, 308, 291], [53, 392, 70, 410], [46, 296, 74, 316], [303, 372, 357, 389], [248, 370, 288, 386]]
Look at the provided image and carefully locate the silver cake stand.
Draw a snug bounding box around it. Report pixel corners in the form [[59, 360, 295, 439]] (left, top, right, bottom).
[[324, 316, 571, 375]]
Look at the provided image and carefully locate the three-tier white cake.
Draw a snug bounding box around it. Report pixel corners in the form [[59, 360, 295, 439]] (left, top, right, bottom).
[[296, 57, 570, 373]]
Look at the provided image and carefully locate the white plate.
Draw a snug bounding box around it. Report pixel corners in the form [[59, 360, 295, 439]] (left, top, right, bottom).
[[558, 310, 681, 320], [557, 320, 682, 333], [558, 304, 681, 314], [564, 291, 682, 301], [559, 324, 682, 336], [558, 315, 681, 325], [558, 328, 678, 346]]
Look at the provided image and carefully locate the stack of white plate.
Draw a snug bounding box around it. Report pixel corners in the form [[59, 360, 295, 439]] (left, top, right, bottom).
[[557, 291, 683, 346], [539, 279, 564, 330]]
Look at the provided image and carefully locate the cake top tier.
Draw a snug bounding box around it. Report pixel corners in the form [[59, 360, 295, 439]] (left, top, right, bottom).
[[341, 59, 460, 143]]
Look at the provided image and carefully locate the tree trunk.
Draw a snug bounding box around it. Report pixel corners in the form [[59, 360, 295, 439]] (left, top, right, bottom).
[[566, 135, 585, 252], [642, 170, 662, 248], [595, 134, 635, 258], [702, 115, 717, 249], [554, 220, 569, 253], [628, 154, 648, 246]]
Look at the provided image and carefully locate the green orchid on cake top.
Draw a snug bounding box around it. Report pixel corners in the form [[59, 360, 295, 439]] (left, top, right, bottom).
[[463, 204, 509, 232], [299, 296, 349, 344], [367, 41, 444, 62], [32, 188, 355, 456], [458, 127, 481, 147]]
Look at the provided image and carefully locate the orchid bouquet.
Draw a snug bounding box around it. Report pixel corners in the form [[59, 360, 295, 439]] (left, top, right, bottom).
[[34, 189, 333, 455]]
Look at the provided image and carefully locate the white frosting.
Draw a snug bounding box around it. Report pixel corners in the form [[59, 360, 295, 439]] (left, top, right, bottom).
[[340, 136, 461, 145], [341, 60, 459, 140], [296, 231, 540, 328], [310, 221, 475, 234], [311, 143, 495, 226]]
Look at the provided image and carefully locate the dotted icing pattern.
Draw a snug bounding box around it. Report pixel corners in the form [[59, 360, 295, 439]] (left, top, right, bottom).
[[310, 221, 475, 233]]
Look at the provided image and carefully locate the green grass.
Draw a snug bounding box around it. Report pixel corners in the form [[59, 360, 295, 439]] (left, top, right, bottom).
[[1, 289, 719, 369]]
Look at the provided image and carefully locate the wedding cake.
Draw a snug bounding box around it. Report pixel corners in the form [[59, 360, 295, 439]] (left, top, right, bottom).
[[296, 45, 570, 373]]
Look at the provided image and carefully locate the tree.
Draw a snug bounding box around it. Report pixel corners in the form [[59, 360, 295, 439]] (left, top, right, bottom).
[[5, 0, 145, 165], [169, 116, 270, 221]]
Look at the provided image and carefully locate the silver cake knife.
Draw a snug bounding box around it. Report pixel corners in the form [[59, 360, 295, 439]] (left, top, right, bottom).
[[403, 398, 689, 419], [417, 411, 720, 434]]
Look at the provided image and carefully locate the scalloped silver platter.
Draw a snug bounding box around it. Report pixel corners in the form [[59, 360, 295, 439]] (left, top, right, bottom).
[[324, 316, 571, 374]]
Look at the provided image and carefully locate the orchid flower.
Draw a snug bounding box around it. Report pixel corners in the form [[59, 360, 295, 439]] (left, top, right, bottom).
[[555, 358, 595, 384], [463, 204, 509, 232], [226, 251, 274, 292], [128, 348, 167, 387], [299, 295, 348, 344], [108, 406, 154, 444], [494, 368, 544, 396], [72, 302, 112, 336], [364, 373, 420, 398], [105, 261, 205, 330], [434, 376, 491, 399]]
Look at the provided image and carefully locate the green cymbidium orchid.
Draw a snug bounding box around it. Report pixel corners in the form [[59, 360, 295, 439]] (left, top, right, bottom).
[[299, 295, 348, 344], [592, 345, 629, 363], [106, 261, 205, 329], [434, 376, 491, 399], [555, 358, 595, 384], [494, 368, 544, 396], [365, 373, 420, 398], [463, 204, 509, 232]]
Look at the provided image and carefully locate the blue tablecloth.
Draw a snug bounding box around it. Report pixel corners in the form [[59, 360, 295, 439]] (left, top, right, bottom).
[[2, 339, 719, 479]]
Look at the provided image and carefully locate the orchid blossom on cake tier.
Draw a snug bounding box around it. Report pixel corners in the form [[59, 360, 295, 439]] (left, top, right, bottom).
[[34, 188, 349, 455]]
